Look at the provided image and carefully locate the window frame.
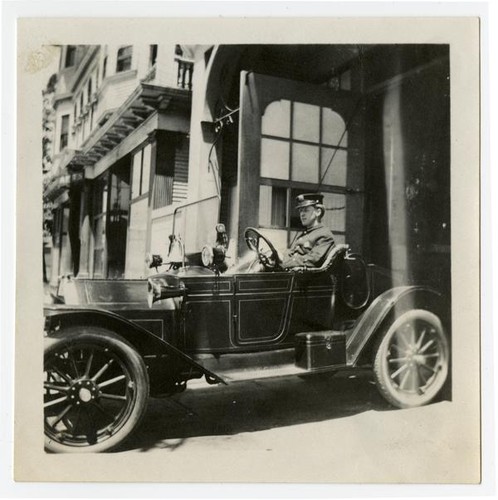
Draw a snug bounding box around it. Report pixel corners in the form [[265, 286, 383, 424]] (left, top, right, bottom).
[[131, 144, 152, 201], [258, 99, 349, 245], [149, 45, 158, 67], [116, 46, 133, 73], [258, 180, 347, 244], [64, 46, 76, 68], [59, 114, 70, 151], [260, 100, 348, 186]]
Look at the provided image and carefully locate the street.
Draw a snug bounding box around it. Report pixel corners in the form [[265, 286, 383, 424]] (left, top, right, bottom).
[[115, 371, 476, 483], [122, 370, 450, 454]]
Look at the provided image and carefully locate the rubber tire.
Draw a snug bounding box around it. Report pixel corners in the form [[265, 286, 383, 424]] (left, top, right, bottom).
[[44, 326, 149, 453], [373, 309, 449, 409]]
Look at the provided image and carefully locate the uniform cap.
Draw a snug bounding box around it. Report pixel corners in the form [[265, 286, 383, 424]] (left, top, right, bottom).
[[295, 193, 324, 209]]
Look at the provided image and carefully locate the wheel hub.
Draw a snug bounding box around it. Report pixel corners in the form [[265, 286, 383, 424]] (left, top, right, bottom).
[[68, 379, 99, 404], [413, 354, 425, 364]]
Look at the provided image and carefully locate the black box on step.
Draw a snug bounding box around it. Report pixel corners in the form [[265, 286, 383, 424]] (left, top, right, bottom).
[[295, 331, 346, 370]]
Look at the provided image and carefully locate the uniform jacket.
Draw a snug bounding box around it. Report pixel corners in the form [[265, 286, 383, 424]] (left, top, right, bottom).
[[281, 223, 335, 269]]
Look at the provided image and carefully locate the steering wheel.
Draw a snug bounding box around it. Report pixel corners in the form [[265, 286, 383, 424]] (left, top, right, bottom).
[[244, 227, 282, 271]]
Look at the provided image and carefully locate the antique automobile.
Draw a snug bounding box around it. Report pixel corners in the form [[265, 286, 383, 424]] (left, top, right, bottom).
[[44, 224, 450, 453]]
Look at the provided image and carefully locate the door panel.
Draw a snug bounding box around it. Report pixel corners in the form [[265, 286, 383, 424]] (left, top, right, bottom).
[[234, 273, 293, 346], [184, 299, 232, 351], [183, 276, 234, 353]]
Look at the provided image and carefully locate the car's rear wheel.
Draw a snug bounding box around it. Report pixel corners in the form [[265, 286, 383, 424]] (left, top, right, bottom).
[[44, 327, 149, 453], [373, 309, 449, 408]]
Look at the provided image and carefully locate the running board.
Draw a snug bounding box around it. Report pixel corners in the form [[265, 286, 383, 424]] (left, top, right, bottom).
[[194, 342, 348, 384]]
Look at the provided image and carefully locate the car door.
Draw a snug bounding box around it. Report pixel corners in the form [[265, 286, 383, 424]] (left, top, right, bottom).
[[233, 272, 294, 347], [182, 275, 234, 353]]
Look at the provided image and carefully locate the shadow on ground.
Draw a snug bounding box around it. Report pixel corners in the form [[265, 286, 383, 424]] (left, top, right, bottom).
[[121, 371, 397, 453]]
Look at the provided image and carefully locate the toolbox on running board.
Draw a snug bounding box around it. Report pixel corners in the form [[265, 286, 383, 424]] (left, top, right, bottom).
[[294, 331, 346, 370]]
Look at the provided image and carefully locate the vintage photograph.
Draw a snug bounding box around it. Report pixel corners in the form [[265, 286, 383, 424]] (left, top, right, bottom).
[[42, 42, 453, 453], [14, 16, 481, 484]]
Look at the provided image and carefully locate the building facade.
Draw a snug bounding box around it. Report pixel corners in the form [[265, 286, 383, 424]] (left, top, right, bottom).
[[44, 44, 450, 294], [44, 44, 194, 286]]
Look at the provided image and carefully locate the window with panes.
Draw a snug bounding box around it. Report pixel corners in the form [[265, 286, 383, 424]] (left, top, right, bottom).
[[258, 99, 348, 246], [116, 46, 132, 73], [59, 115, 69, 151], [131, 144, 151, 200]]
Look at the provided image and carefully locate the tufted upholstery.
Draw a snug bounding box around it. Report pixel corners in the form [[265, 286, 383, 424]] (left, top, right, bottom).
[[288, 243, 349, 274]]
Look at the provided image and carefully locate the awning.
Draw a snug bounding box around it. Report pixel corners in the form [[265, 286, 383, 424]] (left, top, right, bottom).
[[63, 83, 191, 172]]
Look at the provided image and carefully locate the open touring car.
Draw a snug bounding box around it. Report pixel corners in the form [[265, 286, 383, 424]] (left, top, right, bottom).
[[44, 224, 450, 453]]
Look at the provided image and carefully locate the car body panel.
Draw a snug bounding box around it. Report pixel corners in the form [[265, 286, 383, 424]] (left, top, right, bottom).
[[46, 254, 448, 382], [44, 305, 226, 387], [346, 285, 446, 366]]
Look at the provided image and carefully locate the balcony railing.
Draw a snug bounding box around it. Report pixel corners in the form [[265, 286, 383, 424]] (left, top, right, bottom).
[[175, 56, 193, 90]]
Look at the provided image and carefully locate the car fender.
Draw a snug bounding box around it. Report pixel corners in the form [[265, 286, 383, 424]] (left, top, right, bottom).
[[44, 305, 227, 387], [346, 286, 449, 366]]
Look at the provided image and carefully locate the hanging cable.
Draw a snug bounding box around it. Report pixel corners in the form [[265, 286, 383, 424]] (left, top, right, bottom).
[[317, 45, 366, 193], [317, 95, 364, 192]]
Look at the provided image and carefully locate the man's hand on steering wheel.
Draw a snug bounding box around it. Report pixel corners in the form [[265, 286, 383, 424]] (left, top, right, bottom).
[[244, 227, 282, 271], [258, 252, 274, 268]]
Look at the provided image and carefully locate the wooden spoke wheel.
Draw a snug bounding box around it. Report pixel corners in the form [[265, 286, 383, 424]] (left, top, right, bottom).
[[373, 309, 449, 408], [44, 327, 149, 453]]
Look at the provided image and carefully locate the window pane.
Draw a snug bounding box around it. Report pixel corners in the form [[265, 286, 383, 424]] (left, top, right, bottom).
[[261, 139, 289, 180], [150, 45, 158, 66], [117, 46, 132, 72], [320, 147, 347, 187], [259, 185, 272, 226], [293, 102, 320, 143], [65, 46, 76, 68], [271, 187, 287, 227], [131, 151, 142, 199], [262, 100, 291, 138], [61, 115, 69, 134], [292, 143, 319, 183], [259, 185, 287, 227], [60, 115, 69, 150], [322, 193, 346, 233], [141, 144, 151, 194], [322, 108, 347, 146], [109, 172, 130, 219]]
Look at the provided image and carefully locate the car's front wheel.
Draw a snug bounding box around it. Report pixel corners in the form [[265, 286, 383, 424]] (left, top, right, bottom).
[[44, 326, 149, 452], [373, 309, 449, 408]]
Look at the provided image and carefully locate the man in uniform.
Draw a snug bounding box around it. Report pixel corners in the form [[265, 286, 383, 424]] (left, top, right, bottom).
[[280, 193, 335, 269]]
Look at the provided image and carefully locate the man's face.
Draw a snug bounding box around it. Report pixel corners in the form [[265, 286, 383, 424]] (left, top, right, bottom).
[[298, 205, 320, 228]]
